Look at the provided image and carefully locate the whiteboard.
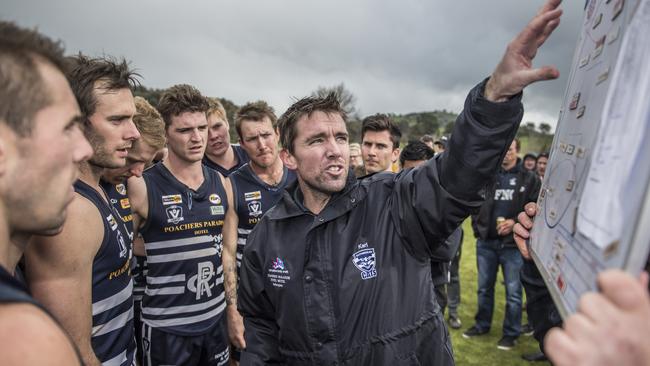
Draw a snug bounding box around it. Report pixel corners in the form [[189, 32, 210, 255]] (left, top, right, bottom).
[[530, 0, 650, 319]]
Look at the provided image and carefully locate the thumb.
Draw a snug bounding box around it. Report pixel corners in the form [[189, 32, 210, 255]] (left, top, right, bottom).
[[598, 270, 650, 310], [519, 66, 560, 88]]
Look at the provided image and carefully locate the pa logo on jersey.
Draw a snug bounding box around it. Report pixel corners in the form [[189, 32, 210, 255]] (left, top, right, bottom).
[[166, 205, 184, 224], [209, 193, 221, 205], [162, 194, 182, 206], [352, 247, 378, 280], [245, 191, 261, 201], [247, 200, 263, 217]]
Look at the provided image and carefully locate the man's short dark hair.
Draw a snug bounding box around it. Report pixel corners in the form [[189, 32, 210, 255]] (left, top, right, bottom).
[[361, 114, 402, 150], [399, 140, 434, 167], [537, 152, 549, 160], [157, 84, 209, 129], [235, 101, 277, 139], [420, 134, 434, 144], [0, 21, 67, 136], [65, 53, 139, 121], [277, 92, 347, 154], [523, 153, 537, 161]]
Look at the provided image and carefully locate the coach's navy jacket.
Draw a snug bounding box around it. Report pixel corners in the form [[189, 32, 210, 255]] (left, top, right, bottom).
[[238, 80, 524, 366]]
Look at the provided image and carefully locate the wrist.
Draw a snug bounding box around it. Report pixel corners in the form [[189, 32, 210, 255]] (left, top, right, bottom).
[[485, 76, 509, 103]]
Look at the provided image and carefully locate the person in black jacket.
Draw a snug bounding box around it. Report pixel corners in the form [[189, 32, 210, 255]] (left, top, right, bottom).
[[238, 1, 563, 364], [465, 138, 541, 350]]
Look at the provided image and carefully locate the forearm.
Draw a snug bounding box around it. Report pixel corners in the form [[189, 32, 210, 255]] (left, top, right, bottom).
[[223, 246, 239, 307], [439, 79, 523, 201]]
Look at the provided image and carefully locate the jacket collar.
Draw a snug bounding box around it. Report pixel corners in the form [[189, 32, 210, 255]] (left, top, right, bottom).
[[267, 168, 360, 221]]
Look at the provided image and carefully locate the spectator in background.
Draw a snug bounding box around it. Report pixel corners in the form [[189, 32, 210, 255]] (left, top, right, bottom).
[[399, 141, 463, 322], [420, 134, 435, 150], [522, 153, 537, 171], [536, 152, 548, 180], [349, 142, 365, 177], [433, 136, 448, 154], [361, 113, 401, 174], [464, 139, 541, 351]]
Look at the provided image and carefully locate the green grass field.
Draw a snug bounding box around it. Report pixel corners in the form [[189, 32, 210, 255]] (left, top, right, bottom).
[[448, 220, 551, 366]]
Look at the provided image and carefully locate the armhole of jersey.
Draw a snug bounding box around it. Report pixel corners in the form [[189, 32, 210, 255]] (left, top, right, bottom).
[[217, 171, 230, 213], [230, 174, 239, 213], [76, 192, 110, 261], [140, 175, 154, 235]]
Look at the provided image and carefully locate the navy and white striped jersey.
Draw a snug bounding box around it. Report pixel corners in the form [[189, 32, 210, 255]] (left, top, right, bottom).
[[139, 163, 228, 335], [203, 144, 250, 177], [229, 163, 296, 268], [100, 180, 146, 305], [75, 180, 136, 366]]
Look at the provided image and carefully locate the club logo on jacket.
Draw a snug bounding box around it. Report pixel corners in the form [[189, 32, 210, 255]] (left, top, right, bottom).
[[352, 243, 377, 280], [166, 205, 184, 224], [268, 257, 290, 288]]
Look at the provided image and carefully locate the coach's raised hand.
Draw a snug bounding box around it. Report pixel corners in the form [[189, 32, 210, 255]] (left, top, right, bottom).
[[485, 0, 563, 102]]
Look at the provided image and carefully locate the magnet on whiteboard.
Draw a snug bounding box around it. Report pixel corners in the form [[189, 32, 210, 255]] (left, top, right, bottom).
[[577, 105, 586, 118], [569, 93, 580, 110]]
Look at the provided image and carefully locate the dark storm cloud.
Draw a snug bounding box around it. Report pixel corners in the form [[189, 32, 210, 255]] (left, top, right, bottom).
[[3, 0, 583, 129]]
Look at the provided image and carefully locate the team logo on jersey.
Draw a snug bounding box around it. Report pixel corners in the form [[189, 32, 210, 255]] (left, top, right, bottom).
[[352, 246, 377, 280], [115, 184, 127, 195], [247, 200, 263, 217], [106, 214, 119, 231], [162, 194, 182, 206], [210, 205, 224, 216], [209, 193, 221, 205], [187, 261, 215, 300], [166, 205, 184, 224], [245, 191, 262, 201], [509, 177, 517, 186], [120, 198, 131, 209]]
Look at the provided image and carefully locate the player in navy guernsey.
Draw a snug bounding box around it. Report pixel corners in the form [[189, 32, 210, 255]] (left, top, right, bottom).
[[221, 100, 296, 354], [203, 97, 250, 176], [25, 54, 141, 366], [102, 96, 166, 364], [129, 85, 231, 366], [0, 21, 93, 365]]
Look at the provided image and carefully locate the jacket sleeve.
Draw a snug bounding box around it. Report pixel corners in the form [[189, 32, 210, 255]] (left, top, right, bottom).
[[238, 225, 284, 365], [391, 79, 523, 260]]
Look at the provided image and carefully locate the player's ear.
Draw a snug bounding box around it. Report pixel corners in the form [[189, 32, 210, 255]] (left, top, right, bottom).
[[280, 148, 297, 170], [0, 123, 17, 178]]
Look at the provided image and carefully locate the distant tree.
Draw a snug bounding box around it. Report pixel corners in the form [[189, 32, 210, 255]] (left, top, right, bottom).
[[409, 113, 439, 139], [134, 85, 165, 107], [538, 122, 552, 135], [311, 83, 358, 118]]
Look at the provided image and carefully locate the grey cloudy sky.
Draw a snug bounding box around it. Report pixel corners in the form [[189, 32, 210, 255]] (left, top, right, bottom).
[[3, 0, 583, 130]]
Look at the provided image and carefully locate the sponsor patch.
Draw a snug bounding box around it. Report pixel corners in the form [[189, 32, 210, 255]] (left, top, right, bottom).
[[268, 257, 291, 288], [115, 184, 127, 196], [106, 214, 118, 231], [244, 191, 262, 202], [120, 198, 131, 209], [166, 205, 184, 224], [209, 193, 221, 205], [162, 194, 182, 206], [210, 205, 225, 216]]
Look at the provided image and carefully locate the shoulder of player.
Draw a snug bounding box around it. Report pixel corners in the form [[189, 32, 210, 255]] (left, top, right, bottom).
[[29, 193, 104, 255], [0, 303, 80, 365]]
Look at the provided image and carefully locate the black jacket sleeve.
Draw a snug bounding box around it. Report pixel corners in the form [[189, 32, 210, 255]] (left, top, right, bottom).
[[238, 224, 284, 365], [391, 79, 524, 260]]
